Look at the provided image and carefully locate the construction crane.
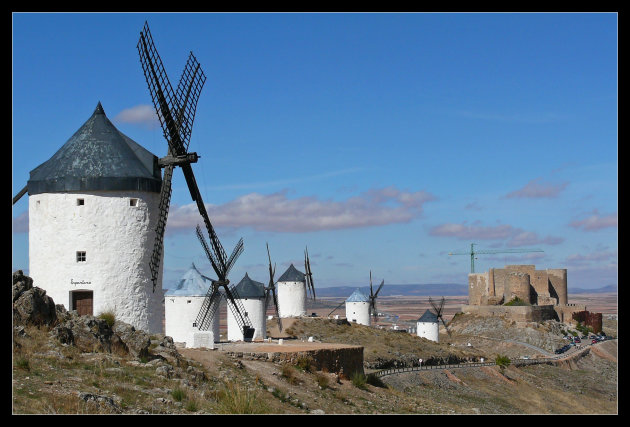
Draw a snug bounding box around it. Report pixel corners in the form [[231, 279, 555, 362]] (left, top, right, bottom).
[[448, 243, 544, 273]]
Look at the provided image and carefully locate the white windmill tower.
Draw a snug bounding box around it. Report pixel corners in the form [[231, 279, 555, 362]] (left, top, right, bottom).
[[276, 264, 307, 318], [417, 297, 451, 343], [15, 101, 165, 334], [164, 263, 219, 347], [345, 289, 371, 325], [416, 309, 439, 342], [227, 273, 267, 342]]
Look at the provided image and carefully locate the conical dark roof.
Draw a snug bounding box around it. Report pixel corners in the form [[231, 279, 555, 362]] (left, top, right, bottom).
[[417, 309, 438, 323], [27, 102, 161, 195], [232, 273, 266, 299], [277, 264, 305, 282]]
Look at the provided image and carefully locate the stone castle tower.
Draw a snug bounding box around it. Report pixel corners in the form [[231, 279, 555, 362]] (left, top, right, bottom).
[[27, 102, 165, 334]]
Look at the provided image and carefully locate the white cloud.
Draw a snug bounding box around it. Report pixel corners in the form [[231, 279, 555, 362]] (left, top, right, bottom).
[[505, 178, 568, 199], [167, 186, 436, 233], [569, 210, 617, 231], [114, 104, 159, 129], [429, 221, 564, 248]]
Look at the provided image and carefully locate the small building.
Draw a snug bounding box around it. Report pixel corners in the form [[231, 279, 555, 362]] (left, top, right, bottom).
[[417, 309, 439, 343], [227, 273, 267, 342], [345, 289, 371, 326], [27, 102, 164, 334], [164, 263, 219, 347], [276, 264, 307, 318]]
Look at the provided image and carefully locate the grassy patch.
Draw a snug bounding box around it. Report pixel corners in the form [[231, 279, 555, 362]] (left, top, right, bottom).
[[215, 382, 270, 414], [315, 372, 330, 389], [171, 388, 186, 402], [281, 364, 299, 385]]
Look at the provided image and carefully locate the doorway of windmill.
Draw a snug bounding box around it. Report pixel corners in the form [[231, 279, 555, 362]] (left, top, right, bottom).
[[72, 290, 93, 316]]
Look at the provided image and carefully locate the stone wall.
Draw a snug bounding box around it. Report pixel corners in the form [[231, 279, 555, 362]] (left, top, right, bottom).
[[461, 304, 559, 322], [547, 269, 568, 305], [505, 271, 531, 304], [468, 273, 489, 306], [226, 346, 364, 377], [553, 304, 586, 323], [572, 310, 603, 333]]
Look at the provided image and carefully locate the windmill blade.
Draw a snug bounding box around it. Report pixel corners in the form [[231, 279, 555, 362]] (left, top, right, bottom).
[[196, 224, 223, 280], [428, 297, 441, 316], [328, 300, 346, 317], [174, 51, 206, 151], [374, 279, 385, 298], [224, 238, 244, 277], [304, 247, 316, 300], [369, 271, 373, 297], [13, 184, 28, 205], [371, 299, 379, 322], [194, 285, 223, 331], [148, 164, 174, 291], [137, 22, 186, 157], [438, 297, 446, 315], [266, 243, 282, 330]]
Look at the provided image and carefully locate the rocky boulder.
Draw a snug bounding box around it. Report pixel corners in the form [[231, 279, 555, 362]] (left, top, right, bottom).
[[112, 322, 151, 359], [13, 271, 57, 326]]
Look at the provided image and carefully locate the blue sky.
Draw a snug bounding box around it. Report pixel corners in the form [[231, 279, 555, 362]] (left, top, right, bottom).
[[12, 12, 618, 290]]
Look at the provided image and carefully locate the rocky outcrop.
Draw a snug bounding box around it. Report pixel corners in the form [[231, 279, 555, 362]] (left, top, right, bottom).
[[12, 271, 177, 362], [12, 270, 57, 326]]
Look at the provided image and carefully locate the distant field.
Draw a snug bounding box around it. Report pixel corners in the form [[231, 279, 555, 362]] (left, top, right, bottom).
[[297, 292, 617, 330]]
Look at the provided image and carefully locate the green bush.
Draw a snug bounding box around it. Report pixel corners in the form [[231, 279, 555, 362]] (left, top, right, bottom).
[[504, 297, 530, 306], [351, 372, 368, 390], [98, 310, 116, 327], [495, 355, 511, 373]]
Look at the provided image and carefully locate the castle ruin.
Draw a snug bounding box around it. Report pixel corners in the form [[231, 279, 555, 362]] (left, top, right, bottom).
[[462, 265, 586, 323]]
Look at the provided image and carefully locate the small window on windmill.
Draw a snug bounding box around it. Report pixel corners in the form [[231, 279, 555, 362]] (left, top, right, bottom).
[[77, 198, 85, 206], [130, 198, 138, 207], [76, 251, 86, 262], [187, 300, 191, 304]]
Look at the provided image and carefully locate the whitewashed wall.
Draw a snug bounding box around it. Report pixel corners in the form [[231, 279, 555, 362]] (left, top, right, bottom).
[[226, 297, 266, 341], [164, 295, 219, 346], [28, 190, 164, 334], [345, 301, 371, 326], [417, 321, 439, 342], [277, 281, 306, 318]]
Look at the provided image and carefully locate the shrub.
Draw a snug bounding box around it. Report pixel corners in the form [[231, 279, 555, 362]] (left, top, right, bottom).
[[315, 373, 329, 389], [185, 400, 198, 412], [171, 388, 186, 402], [281, 364, 299, 385], [296, 356, 314, 373], [495, 355, 511, 373], [351, 372, 368, 390], [97, 310, 116, 327], [504, 297, 530, 306], [14, 357, 30, 371]]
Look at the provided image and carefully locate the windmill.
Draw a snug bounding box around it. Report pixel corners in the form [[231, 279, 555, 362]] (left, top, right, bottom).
[[368, 271, 385, 322], [264, 243, 282, 332], [304, 246, 316, 301], [137, 23, 253, 339], [428, 296, 451, 336]]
